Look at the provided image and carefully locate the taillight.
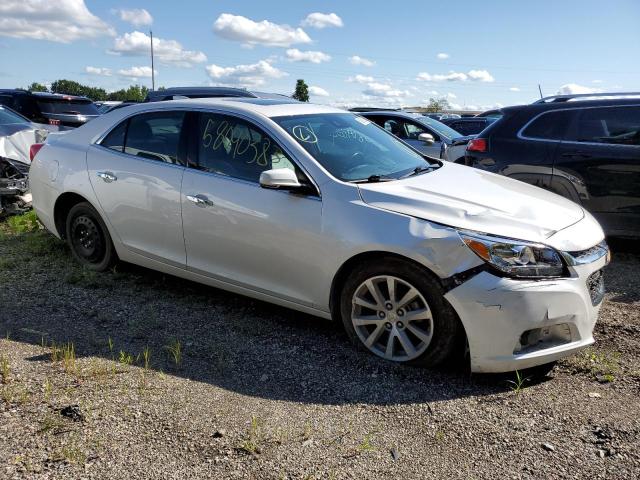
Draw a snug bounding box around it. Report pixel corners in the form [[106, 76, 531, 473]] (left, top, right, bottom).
[[467, 138, 488, 153], [30, 143, 44, 161]]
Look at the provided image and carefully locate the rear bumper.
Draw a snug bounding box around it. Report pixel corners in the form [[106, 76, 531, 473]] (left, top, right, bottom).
[[445, 254, 607, 373]]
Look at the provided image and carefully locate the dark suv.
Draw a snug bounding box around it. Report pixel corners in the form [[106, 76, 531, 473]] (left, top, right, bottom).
[[440, 116, 497, 136], [465, 92, 640, 238], [0, 90, 99, 128]]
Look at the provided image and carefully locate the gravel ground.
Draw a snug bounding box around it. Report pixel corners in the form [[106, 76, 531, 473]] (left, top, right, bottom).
[[1, 221, 639, 479]]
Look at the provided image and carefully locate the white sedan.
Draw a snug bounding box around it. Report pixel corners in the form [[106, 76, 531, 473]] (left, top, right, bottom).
[[29, 98, 609, 373]]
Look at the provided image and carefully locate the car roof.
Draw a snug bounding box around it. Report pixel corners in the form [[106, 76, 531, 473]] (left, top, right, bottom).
[[0, 89, 91, 101], [128, 97, 347, 118]]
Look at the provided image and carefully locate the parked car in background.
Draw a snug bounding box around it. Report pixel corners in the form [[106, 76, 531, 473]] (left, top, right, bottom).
[[359, 110, 473, 163], [476, 108, 503, 120], [29, 97, 609, 373], [144, 87, 293, 102], [422, 112, 461, 121], [0, 90, 99, 128], [465, 92, 640, 238], [0, 105, 48, 215], [440, 117, 497, 136]]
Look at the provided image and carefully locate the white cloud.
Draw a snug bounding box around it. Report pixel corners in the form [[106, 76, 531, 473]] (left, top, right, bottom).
[[118, 66, 155, 79], [509, 87, 520, 92], [426, 90, 439, 95], [110, 31, 206, 67], [0, 0, 115, 43], [213, 13, 311, 47], [468, 69, 495, 82], [301, 12, 343, 29], [362, 82, 409, 98], [116, 8, 153, 27], [309, 86, 329, 97], [205, 59, 287, 87], [446, 92, 457, 99], [348, 74, 375, 84], [85, 66, 112, 76], [436, 53, 449, 59], [417, 69, 495, 82], [285, 48, 331, 64], [349, 55, 375, 67], [557, 83, 602, 95]]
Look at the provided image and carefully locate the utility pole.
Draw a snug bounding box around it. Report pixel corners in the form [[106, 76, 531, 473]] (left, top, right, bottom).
[[150, 30, 155, 91]]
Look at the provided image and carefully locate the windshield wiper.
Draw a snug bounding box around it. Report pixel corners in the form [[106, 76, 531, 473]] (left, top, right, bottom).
[[400, 165, 437, 179], [350, 174, 395, 184]]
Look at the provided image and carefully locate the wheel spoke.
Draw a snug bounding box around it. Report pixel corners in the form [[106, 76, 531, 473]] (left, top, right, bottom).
[[407, 323, 431, 343], [364, 324, 385, 347], [385, 332, 395, 358], [396, 329, 417, 357], [365, 279, 386, 308], [387, 277, 396, 304], [353, 296, 379, 311], [396, 287, 419, 310], [353, 315, 383, 326], [403, 308, 431, 323]]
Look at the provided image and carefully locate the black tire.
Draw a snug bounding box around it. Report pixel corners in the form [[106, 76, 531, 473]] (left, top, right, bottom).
[[65, 202, 117, 271], [339, 257, 465, 367]]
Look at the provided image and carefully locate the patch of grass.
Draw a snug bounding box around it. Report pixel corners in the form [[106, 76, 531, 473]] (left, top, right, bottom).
[[64, 268, 103, 289], [141, 346, 151, 370], [43, 378, 53, 401], [357, 433, 376, 452], [239, 416, 264, 454], [53, 442, 86, 465], [165, 339, 182, 367], [6, 210, 39, 234], [567, 348, 621, 382], [118, 350, 134, 366], [0, 354, 9, 384], [62, 343, 76, 374], [38, 414, 67, 435], [1, 384, 31, 405], [507, 370, 530, 394], [0, 257, 18, 272]]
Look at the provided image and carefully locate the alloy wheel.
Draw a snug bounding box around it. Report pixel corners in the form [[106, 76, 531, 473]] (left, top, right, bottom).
[[351, 275, 434, 361]]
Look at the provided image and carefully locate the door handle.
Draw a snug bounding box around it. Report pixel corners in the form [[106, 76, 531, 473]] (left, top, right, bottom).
[[186, 194, 213, 207], [96, 171, 117, 183]]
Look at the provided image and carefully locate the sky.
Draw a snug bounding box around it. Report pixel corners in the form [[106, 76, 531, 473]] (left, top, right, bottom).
[[1, 0, 639, 110]]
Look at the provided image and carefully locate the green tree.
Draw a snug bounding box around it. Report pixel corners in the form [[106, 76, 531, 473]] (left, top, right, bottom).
[[425, 97, 451, 113], [292, 79, 309, 102], [106, 85, 149, 102], [50, 79, 107, 101], [27, 82, 48, 92]]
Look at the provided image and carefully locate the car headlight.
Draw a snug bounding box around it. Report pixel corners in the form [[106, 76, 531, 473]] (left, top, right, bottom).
[[458, 230, 564, 278]]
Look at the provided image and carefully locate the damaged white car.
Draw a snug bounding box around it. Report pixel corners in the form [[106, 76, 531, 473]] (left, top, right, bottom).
[[0, 106, 48, 216], [30, 99, 610, 373]]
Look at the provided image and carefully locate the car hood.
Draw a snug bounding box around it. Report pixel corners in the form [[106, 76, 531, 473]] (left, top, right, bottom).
[[357, 162, 585, 245]]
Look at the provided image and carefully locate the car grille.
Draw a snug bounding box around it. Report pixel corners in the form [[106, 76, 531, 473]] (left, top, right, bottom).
[[587, 269, 605, 306]]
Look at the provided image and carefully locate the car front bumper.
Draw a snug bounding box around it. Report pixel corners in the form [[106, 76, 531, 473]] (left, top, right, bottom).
[[444, 252, 608, 373]]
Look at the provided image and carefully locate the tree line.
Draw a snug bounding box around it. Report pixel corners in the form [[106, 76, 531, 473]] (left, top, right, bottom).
[[24, 80, 158, 102]]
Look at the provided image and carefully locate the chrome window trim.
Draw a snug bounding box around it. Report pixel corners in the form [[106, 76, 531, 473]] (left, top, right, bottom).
[[517, 103, 640, 146]]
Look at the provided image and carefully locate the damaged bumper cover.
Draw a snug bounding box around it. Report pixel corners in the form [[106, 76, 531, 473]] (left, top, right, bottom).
[[0, 156, 31, 215], [445, 250, 608, 373]]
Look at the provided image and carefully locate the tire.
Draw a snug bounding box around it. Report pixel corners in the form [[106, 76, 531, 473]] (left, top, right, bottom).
[[65, 202, 117, 271], [339, 257, 464, 367]]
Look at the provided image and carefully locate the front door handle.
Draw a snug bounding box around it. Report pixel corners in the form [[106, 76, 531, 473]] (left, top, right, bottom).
[[186, 194, 213, 207], [96, 171, 117, 183]]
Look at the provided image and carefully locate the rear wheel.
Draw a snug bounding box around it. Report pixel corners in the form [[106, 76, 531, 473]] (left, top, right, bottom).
[[65, 202, 116, 271], [340, 258, 464, 367]]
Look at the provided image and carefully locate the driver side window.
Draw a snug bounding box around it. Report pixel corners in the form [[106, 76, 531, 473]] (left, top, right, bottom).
[[195, 113, 297, 184]]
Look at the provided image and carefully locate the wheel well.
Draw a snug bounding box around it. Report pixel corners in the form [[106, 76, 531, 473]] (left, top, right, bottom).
[[53, 192, 90, 239], [454, 157, 466, 164], [329, 251, 443, 319]]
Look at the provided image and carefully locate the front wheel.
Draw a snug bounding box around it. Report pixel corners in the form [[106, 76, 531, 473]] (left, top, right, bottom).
[[340, 258, 464, 367], [65, 202, 117, 271]]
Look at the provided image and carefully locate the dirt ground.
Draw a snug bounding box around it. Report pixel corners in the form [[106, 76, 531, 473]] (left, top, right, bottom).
[[1, 218, 639, 479]]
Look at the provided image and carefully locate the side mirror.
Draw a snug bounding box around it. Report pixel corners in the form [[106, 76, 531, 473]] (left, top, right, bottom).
[[418, 133, 435, 145], [259, 168, 302, 190]]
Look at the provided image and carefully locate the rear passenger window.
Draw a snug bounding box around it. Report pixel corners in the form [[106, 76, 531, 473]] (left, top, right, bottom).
[[521, 110, 573, 140], [124, 111, 185, 164], [568, 106, 640, 146], [101, 121, 127, 152], [196, 113, 295, 183]]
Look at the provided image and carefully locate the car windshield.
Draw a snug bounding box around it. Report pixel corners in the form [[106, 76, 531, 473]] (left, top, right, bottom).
[[0, 106, 30, 125], [273, 113, 437, 182], [36, 99, 99, 115], [416, 116, 462, 139]]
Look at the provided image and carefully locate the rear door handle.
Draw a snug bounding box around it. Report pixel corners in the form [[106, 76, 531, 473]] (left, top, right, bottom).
[[96, 171, 117, 183], [186, 194, 213, 207]]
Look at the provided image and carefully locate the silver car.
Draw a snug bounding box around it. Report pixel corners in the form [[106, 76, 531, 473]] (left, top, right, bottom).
[[29, 98, 609, 373]]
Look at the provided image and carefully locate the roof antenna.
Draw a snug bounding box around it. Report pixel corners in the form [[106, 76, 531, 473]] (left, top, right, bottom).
[[150, 30, 156, 91], [538, 84, 543, 99]]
